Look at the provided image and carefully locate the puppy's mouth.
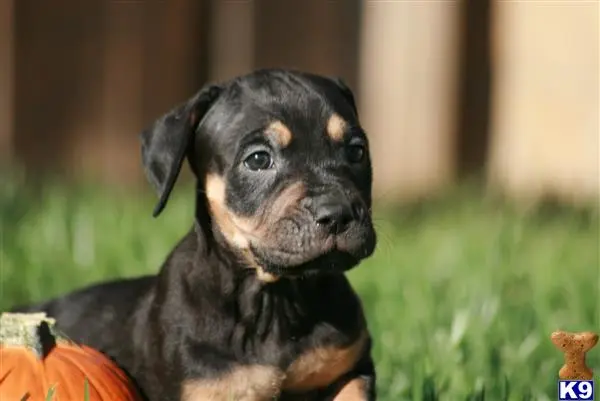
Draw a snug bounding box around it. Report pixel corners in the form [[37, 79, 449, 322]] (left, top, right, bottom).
[[252, 247, 361, 279], [246, 227, 376, 282]]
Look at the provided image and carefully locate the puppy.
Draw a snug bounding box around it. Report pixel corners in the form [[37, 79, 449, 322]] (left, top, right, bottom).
[[13, 69, 378, 401]]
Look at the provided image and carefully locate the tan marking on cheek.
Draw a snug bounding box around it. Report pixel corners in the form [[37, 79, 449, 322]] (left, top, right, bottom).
[[205, 175, 308, 283], [249, 181, 305, 283], [205, 174, 250, 249], [333, 377, 368, 400], [283, 331, 368, 392], [205, 174, 265, 249], [205, 174, 281, 283], [267, 120, 293, 148], [326, 113, 348, 141], [268, 181, 306, 219], [182, 365, 284, 401], [236, 180, 305, 248]]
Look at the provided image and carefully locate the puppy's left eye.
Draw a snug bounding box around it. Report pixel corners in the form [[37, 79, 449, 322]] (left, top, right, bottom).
[[346, 144, 365, 163], [244, 151, 273, 171]]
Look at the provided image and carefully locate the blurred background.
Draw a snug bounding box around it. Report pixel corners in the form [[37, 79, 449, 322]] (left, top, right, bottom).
[[0, 1, 598, 400]]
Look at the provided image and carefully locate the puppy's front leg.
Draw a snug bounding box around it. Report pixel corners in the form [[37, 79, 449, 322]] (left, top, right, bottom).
[[332, 376, 375, 401], [324, 350, 376, 401], [181, 363, 285, 401]]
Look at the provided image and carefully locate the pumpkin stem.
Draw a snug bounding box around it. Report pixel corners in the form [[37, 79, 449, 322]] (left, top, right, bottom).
[[0, 312, 61, 360], [38, 320, 57, 358]]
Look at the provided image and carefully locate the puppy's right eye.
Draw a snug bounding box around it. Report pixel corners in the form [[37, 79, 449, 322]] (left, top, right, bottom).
[[244, 151, 273, 171]]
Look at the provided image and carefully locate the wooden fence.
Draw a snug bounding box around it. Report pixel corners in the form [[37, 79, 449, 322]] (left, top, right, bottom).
[[0, 0, 597, 205]]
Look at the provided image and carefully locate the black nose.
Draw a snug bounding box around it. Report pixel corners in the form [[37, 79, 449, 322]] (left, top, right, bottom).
[[313, 194, 362, 234]]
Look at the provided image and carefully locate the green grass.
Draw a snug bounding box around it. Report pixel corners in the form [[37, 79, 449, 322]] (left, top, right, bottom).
[[1, 175, 598, 400]]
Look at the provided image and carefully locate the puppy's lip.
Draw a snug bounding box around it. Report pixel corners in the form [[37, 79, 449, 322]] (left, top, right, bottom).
[[250, 244, 361, 278], [265, 250, 360, 278], [248, 236, 336, 267], [335, 232, 377, 259]]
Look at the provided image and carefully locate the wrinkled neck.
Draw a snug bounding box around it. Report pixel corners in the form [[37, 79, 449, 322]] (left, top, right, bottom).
[[191, 232, 324, 344]]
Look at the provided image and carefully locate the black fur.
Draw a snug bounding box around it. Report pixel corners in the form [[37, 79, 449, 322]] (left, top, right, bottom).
[[11, 69, 377, 401]]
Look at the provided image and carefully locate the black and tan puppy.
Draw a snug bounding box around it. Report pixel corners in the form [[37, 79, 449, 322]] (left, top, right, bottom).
[[13, 69, 378, 400]]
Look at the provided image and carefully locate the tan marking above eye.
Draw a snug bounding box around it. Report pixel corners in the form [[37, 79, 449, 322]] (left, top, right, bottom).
[[267, 120, 293, 148], [326, 113, 348, 141]]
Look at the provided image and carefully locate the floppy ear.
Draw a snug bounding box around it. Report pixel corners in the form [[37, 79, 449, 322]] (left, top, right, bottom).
[[331, 77, 358, 116], [140, 84, 222, 217]]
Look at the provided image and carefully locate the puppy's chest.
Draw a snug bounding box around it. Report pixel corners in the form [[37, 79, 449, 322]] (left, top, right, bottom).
[[182, 330, 367, 401]]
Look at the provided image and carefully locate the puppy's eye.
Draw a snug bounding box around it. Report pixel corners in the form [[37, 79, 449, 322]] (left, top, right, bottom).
[[346, 144, 365, 163], [244, 151, 273, 171]]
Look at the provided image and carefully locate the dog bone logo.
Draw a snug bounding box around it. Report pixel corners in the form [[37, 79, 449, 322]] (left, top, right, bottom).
[[551, 330, 599, 380]]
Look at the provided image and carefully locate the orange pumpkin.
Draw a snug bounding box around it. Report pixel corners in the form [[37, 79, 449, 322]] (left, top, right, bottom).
[[0, 312, 142, 401]]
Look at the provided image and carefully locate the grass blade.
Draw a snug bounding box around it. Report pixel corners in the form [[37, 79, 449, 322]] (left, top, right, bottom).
[[45, 385, 56, 401], [84, 377, 90, 401]]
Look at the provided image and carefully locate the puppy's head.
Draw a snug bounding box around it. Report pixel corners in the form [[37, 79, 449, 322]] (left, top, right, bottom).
[[141, 70, 376, 282]]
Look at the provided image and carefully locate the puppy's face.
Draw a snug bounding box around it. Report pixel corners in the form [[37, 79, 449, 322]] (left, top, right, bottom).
[[142, 70, 376, 282]]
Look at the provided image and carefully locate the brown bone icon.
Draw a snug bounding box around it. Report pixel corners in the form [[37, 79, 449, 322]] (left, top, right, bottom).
[[551, 330, 599, 380]]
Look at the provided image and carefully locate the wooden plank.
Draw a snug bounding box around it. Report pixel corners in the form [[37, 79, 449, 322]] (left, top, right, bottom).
[[208, 0, 255, 83], [14, 0, 105, 174], [142, 0, 210, 122], [358, 1, 461, 201], [253, 0, 360, 89], [489, 1, 599, 204], [98, 1, 145, 184], [0, 0, 13, 165]]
